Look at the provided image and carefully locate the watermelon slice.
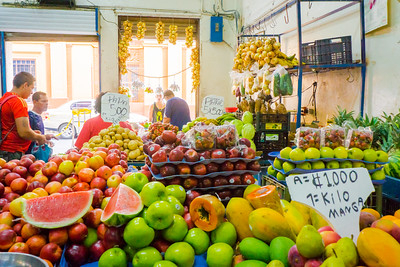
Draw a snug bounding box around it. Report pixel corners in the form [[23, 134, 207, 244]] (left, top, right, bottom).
[[22, 191, 93, 229], [101, 183, 143, 227]]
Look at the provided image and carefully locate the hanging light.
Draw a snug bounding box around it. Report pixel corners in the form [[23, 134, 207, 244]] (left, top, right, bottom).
[[169, 81, 180, 92], [131, 79, 144, 92]]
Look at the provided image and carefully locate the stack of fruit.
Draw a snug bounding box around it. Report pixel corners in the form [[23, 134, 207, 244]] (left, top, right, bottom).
[[231, 111, 257, 151], [81, 125, 145, 161], [182, 117, 219, 133], [267, 145, 389, 181], [144, 122, 179, 142]]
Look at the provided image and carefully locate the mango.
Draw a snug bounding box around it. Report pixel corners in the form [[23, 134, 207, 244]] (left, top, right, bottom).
[[357, 227, 400, 266], [226, 198, 254, 240], [290, 201, 311, 224], [280, 200, 307, 236], [269, 237, 295, 267], [239, 237, 270, 263], [248, 208, 295, 243], [236, 260, 267, 267], [309, 209, 329, 229]]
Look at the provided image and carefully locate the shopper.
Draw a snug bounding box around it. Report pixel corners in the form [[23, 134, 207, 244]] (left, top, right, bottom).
[[148, 89, 165, 123], [163, 89, 191, 130], [74, 91, 133, 149], [0, 72, 47, 161], [26, 91, 56, 154]]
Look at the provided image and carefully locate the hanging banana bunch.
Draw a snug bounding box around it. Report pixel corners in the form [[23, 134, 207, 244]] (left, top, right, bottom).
[[136, 21, 146, 40], [169, 24, 178, 45], [190, 48, 200, 92], [118, 20, 133, 75], [155, 21, 165, 44], [185, 25, 194, 48]]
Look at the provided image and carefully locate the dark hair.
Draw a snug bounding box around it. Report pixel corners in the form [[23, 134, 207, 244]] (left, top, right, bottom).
[[32, 91, 46, 102], [95, 92, 108, 114], [13, 72, 35, 88], [163, 89, 174, 98]]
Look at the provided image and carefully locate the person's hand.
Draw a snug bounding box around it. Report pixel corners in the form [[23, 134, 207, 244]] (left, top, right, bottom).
[[34, 130, 41, 134], [45, 134, 58, 141], [36, 135, 47, 146]]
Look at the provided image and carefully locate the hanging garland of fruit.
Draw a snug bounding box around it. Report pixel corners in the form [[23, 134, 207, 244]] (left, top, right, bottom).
[[185, 25, 194, 48], [169, 24, 178, 45], [190, 47, 200, 92], [118, 20, 134, 75], [118, 86, 130, 96], [136, 21, 146, 40], [155, 21, 165, 44]]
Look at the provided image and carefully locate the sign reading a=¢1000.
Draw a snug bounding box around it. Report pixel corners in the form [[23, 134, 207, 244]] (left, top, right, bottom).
[[286, 168, 375, 242], [101, 93, 130, 124], [201, 95, 224, 119]]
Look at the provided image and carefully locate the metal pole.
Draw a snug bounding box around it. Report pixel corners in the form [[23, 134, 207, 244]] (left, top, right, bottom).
[[359, 1, 366, 117], [95, 8, 102, 93], [0, 32, 6, 96], [296, 0, 303, 129]]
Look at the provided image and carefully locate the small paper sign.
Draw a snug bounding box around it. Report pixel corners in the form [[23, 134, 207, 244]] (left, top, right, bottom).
[[286, 168, 375, 242], [101, 93, 130, 124], [201, 95, 224, 119]]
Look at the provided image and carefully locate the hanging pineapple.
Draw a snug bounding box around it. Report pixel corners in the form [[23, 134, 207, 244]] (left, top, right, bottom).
[[136, 21, 146, 40], [185, 25, 194, 48], [155, 21, 165, 44], [190, 48, 200, 92], [118, 20, 134, 75], [169, 24, 178, 45]]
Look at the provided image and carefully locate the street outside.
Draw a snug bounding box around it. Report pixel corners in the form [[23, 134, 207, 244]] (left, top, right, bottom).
[[51, 138, 76, 155]]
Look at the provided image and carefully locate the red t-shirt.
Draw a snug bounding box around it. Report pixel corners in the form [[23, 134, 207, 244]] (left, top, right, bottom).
[[74, 115, 133, 149], [0, 92, 31, 153]]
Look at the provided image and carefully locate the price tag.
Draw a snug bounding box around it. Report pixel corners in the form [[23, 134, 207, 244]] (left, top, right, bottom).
[[201, 95, 224, 119], [286, 168, 375, 242], [101, 93, 130, 124]]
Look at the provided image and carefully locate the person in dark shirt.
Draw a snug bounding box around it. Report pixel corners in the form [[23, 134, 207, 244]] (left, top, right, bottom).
[[163, 90, 191, 130], [27, 92, 55, 154]]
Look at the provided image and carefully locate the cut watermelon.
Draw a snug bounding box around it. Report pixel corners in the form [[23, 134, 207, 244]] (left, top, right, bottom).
[[21, 191, 93, 229], [101, 183, 143, 226], [384, 154, 400, 178]]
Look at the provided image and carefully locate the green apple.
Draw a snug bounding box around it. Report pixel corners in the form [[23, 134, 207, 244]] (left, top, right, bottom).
[[296, 162, 312, 170], [166, 185, 186, 204], [83, 227, 98, 248], [352, 162, 365, 168], [124, 172, 148, 193], [320, 147, 334, 158], [206, 242, 234, 267], [140, 181, 168, 207], [145, 200, 174, 230], [311, 160, 325, 170], [339, 160, 353, 169], [154, 260, 178, 267], [167, 196, 185, 216], [305, 147, 321, 159], [101, 197, 111, 210], [371, 169, 385, 180], [99, 247, 128, 267], [365, 163, 376, 170], [165, 242, 195, 267], [276, 172, 286, 181], [362, 149, 377, 162], [290, 148, 306, 161], [376, 150, 389, 162], [184, 228, 210, 255], [333, 146, 348, 159], [326, 160, 340, 169], [267, 166, 277, 177], [282, 162, 296, 173], [162, 214, 188, 242], [347, 147, 364, 160], [132, 246, 162, 267], [273, 158, 283, 170], [211, 222, 237, 247], [123, 244, 137, 262], [280, 147, 292, 159], [123, 217, 155, 248]]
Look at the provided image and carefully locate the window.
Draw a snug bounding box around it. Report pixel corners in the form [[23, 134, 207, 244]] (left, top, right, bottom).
[[13, 59, 37, 95]]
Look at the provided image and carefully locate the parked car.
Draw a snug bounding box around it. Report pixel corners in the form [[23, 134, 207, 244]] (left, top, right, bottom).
[[43, 99, 148, 139]]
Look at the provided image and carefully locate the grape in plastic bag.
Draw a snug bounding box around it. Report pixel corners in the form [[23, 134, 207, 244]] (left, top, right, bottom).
[[295, 127, 321, 149], [216, 125, 239, 149], [321, 125, 345, 149], [345, 127, 373, 150], [190, 123, 216, 150]]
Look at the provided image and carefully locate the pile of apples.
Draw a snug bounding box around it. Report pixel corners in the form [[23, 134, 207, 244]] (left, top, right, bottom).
[[269, 146, 389, 181]]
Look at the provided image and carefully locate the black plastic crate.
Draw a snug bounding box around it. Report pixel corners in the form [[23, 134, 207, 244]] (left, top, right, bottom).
[[302, 42, 318, 65], [383, 197, 400, 216], [254, 131, 289, 159], [254, 113, 290, 132]]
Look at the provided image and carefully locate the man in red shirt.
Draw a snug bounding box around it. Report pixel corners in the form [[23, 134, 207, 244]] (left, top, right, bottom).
[[74, 92, 132, 149], [0, 72, 47, 161]]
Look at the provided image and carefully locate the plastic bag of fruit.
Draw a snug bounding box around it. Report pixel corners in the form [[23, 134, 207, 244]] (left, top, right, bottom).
[[186, 123, 216, 150], [320, 125, 346, 149], [295, 127, 321, 149], [215, 124, 238, 149], [345, 127, 373, 150]]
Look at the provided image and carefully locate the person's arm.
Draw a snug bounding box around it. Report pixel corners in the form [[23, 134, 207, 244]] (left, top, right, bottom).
[[74, 121, 91, 150], [15, 117, 47, 145], [163, 100, 172, 124], [148, 104, 154, 122]]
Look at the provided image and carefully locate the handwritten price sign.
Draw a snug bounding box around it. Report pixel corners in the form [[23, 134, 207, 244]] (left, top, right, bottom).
[[101, 93, 129, 124], [201, 95, 224, 119], [286, 168, 375, 242]]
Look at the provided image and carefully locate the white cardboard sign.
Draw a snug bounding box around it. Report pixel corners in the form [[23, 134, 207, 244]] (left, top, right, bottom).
[[286, 168, 375, 242], [101, 93, 130, 124], [201, 95, 224, 119]]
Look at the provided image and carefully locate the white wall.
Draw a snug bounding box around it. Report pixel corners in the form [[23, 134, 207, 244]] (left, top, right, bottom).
[[241, 0, 400, 123]]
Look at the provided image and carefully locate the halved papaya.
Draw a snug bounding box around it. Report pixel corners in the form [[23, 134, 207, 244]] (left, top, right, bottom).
[[189, 194, 225, 232], [246, 185, 283, 214]]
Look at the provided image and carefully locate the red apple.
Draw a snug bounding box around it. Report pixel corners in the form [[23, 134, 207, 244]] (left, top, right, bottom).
[[152, 239, 171, 253], [72, 182, 90, 192], [175, 145, 188, 154], [184, 190, 200, 207], [148, 144, 161, 157], [21, 223, 41, 240], [13, 223, 23, 236], [58, 186, 74, 194], [152, 150, 167, 163], [96, 165, 112, 180], [40, 243, 62, 263], [12, 166, 28, 178], [242, 147, 256, 159], [41, 161, 58, 177], [219, 161, 234, 172], [318, 226, 334, 233], [67, 151, 82, 164], [21, 154, 36, 162], [0, 229, 17, 250], [150, 164, 160, 175], [90, 177, 107, 191], [228, 174, 242, 185], [49, 228, 68, 246], [241, 173, 256, 185], [65, 244, 89, 267], [85, 208, 103, 228], [161, 130, 177, 144], [198, 151, 211, 160], [28, 161, 44, 176], [234, 160, 247, 170], [26, 235, 47, 256], [8, 242, 29, 253], [192, 164, 207, 175], [169, 148, 184, 162], [247, 161, 261, 171], [168, 177, 182, 185], [206, 163, 219, 173], [4, 192, 20, 203], [216, 190, 232, 200], [183, 212, 194, 229], [10, 178, 28, 195], [104, 187, 116, 198], [105, 153, 121, 168], [49, 155, 64, 167], [91, 188, 104, 208], [0, 169, 11, 183], [108, 148, 121, 156], [227, 147, 241, 158], [238, 138, 251, 147], [211, 149, 226, 159], [50, 172, 67, 183], [3, 161, 18, 171], [103, 226, 124, 250], [184, 149, 199, 162], [183, 177, 198, 189], [97, 224, 107, 240], [160, 164, 176, 177], [213, 177, 229, 187], [78, 168, 95, 183], [89, 240, 106, 261], [320, 231, 341, 246], [0, 183, 5, 197], [5, 172, 21, 186], [177, 164, 191, 175], [68, 223, 88, 243], [198, 178, 213, 188], [19, 157, 33, 169]]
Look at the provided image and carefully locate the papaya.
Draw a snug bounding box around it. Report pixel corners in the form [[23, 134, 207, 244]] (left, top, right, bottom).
[[189, 194, 225, 232], [357, 227, 400, 266], [280, 200, 307, 236], [290, 201, 311, 224], [226, 198, 254, 240], [246, 185, 283, 215], [309, 208, 329, 230], [248, 208, 296, 244]]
